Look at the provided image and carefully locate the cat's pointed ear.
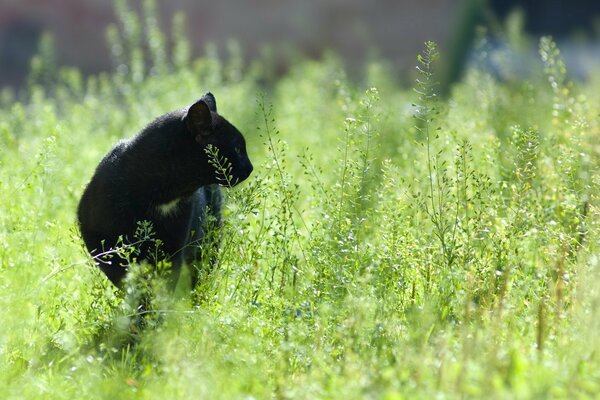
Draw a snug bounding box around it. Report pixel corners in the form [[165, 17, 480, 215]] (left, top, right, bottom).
[[201, 92, 217, 112], [184, 99, 212, 137]]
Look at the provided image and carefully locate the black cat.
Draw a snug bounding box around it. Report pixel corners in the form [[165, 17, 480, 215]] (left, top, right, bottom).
[[77, 93, 252, 288]]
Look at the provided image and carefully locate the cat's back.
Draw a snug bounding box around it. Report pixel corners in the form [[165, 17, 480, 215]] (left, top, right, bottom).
[[77, 140, 131, 222]]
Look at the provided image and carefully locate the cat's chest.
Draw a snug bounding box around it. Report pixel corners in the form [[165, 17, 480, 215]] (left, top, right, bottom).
[[155, 197, 183, 217]]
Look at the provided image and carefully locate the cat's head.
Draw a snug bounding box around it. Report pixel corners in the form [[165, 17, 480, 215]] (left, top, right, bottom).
[[183, 93, 253, 187]]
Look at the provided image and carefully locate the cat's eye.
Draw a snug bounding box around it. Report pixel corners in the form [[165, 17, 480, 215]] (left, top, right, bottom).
[[235, 147, 241, 155]]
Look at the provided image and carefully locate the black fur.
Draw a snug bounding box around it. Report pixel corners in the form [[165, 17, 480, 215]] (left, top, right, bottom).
[[77, 93, 253, 287]]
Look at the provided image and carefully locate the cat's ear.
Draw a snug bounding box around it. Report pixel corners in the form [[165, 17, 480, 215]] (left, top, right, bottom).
[[184, 99, 212, 137], [201, 92, 217, 112]]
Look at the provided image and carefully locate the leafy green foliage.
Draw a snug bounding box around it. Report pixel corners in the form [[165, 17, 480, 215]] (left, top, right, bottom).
[[0, 3, 599, 397]]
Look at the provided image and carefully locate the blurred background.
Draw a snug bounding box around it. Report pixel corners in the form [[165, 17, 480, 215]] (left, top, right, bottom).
[[0, 0, 599, 91]]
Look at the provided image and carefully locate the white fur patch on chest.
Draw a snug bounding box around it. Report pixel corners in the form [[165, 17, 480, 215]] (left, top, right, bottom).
[[156, 198, 181, 216]]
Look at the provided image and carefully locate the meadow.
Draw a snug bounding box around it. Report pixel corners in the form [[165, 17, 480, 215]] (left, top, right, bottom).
[[1, 4, 599, 399]]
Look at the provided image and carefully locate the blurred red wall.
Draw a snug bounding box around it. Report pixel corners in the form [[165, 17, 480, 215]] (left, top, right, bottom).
[[0, 0, 458, 88]]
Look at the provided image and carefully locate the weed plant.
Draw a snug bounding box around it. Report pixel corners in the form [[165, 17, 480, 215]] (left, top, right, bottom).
[[0, 2, 599, 398]]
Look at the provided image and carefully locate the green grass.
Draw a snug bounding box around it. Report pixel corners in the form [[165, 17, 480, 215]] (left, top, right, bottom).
[[1, 5, 599, 399]]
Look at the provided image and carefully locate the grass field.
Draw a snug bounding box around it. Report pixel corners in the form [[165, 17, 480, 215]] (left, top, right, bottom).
[[1, 5, 599, 399]]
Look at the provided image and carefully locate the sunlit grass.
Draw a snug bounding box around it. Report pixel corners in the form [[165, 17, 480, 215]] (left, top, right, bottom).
[[0, 3, 599, 399]]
